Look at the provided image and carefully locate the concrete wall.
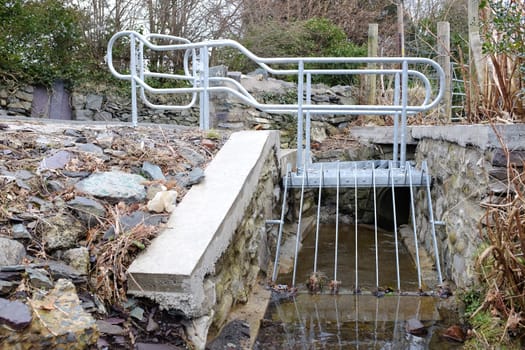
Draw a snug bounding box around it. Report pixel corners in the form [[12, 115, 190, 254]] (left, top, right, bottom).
[[126, 130, 281, 348]]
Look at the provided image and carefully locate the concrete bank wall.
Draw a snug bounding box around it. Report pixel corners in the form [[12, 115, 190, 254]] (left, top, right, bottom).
[[412, 124, 525, 288], [126, 130, 281, 346]]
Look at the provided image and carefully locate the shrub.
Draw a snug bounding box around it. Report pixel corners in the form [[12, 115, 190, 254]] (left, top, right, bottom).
[[0, 0, 88, 87], [214, 18, 366, 86]]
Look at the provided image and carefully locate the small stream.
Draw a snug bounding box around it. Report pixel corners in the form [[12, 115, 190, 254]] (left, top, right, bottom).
[[255, 224, 462, 349]]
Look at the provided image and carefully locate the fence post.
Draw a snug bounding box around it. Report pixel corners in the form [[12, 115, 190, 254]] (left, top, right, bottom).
[[367, 23, 378, 106], [437, 21, 451, 122]]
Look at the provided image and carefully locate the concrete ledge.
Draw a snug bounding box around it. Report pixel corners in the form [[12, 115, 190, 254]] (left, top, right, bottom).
[[127, 130, 280, 316], [349, 124, 525, 152], [411, 124, 525, 151]]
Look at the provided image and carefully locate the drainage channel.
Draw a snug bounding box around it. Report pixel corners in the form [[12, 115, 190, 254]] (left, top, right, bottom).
[[255, 223, 459, 349]]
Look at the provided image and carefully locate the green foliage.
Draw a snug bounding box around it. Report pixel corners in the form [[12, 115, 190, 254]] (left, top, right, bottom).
[[461, 289, 483, 317], [481, 0, 524, 57], [0, 0, 88, 86], [463, 311, 505, 349], [215, 18, 366, 86], [481, 0, 524, 98]]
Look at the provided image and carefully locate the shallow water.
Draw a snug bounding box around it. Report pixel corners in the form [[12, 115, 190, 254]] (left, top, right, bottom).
[[277, 223, 420, 292], [256, 224, 462, 349]]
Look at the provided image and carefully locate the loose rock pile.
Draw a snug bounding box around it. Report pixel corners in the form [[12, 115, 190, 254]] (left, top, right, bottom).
[[0, 119, 227, 348]]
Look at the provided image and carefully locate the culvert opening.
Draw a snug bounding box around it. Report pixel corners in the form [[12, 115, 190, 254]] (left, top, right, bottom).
[[375, 187, 411, 230]]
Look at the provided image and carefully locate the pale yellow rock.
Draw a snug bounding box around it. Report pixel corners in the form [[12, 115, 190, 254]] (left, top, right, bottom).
[[146, 190, 178, 213]]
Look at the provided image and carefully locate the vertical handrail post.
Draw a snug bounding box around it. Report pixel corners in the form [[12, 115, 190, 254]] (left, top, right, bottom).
[[296, 61, 304, 170], [393, 73, 401, 164], [354, 162, 359, 293], [400, 60, 409, 165], [129, 33, 138, 127], [199, 46, 210, 130], [305, 73, 312, 166]]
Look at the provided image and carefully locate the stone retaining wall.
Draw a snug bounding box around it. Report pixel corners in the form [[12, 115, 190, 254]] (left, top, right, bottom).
[[0, 76, 359, 149], [412, 125, 525, 288]]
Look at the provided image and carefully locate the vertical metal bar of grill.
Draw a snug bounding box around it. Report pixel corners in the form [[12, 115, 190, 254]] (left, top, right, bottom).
[[372, 162, 379, 290], [354, 162, 359, 293], [313, 164, 323, 274], [272, 164, 291, 282], [292, 168, 307, 287], [390, 161, 401, 292], [392, 73, 401, 164], [334, 161, 341, 283], [129, 34, 138, 127], [407, 163, 422, 289], [423, 161, 443, 284]]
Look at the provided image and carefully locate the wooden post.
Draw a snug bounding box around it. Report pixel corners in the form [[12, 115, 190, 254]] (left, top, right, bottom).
[[367, 23, 378, 105], [437, 21, 451, 122], [397, 3, 405, 57]]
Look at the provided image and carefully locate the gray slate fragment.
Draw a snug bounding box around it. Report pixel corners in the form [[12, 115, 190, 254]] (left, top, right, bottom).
[[0, 298, 32, 330], [0, 238, 26, 266], [27, 268, 53, 289], [0, 280, 17, 296], [12, 224, 31, 239], [103, 210, 165, 240], [187, 167, 205, 186], [67, 196, 106, 226], [77, 143, 104, 155], [176, 143, 206, 166], [38, 150, 71, 171], [75, 171, 147, 202], [142, 161, 166, 181], [96, 320, 127, 335]]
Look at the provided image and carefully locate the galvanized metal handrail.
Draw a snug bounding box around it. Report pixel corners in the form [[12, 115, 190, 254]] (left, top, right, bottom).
[[107, 30, 445, 125]]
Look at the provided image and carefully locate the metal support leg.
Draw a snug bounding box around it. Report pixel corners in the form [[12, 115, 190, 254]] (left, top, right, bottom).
[[272, 164, 291, 282], [292, 167, 307, 287], [313, 164, 323, 274], [372, 162, 379, 290], [390, 161, 401, 292], [407, 163, 422, 290], [423, 161, 443, 284], [334, 161, 340, 283]]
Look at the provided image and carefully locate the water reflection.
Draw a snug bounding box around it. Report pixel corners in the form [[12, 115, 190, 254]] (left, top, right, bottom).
[[256, 294, 460, 349]]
